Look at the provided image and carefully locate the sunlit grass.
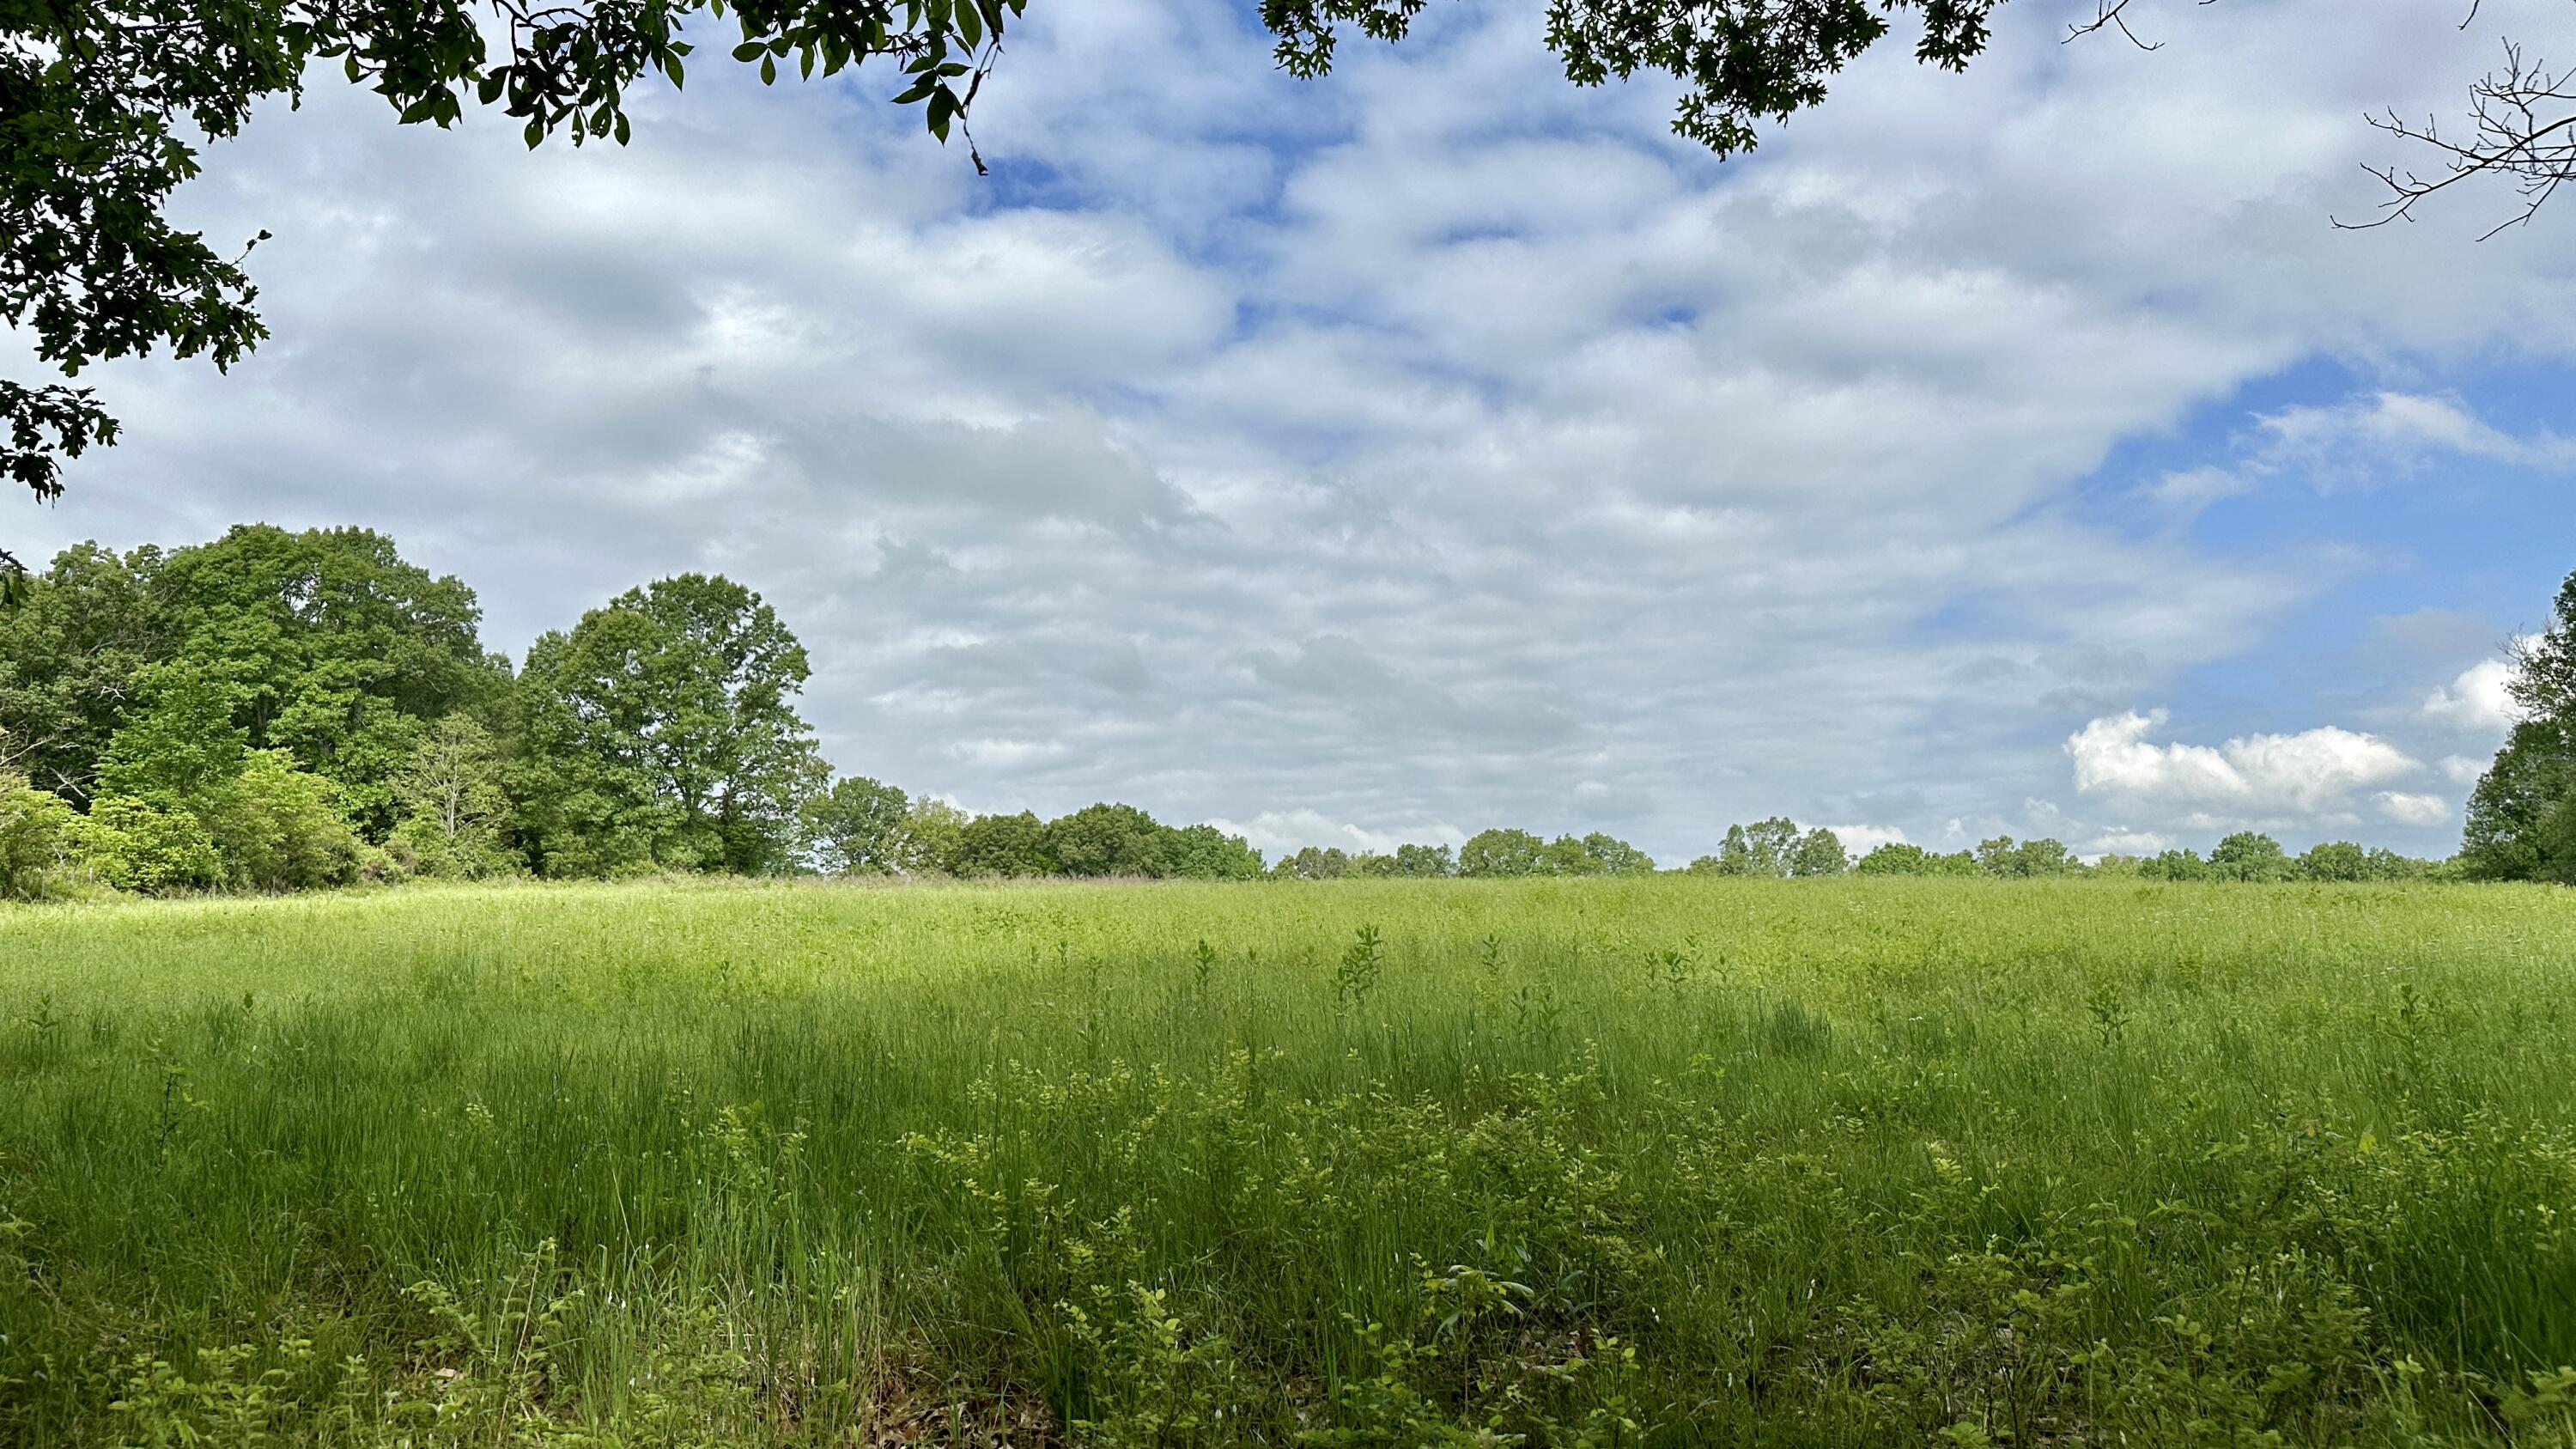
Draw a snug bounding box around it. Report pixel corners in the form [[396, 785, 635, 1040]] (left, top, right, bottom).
[[3, 877, 2572, 1444]]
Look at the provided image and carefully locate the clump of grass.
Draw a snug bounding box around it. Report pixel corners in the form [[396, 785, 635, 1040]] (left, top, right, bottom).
[[2, 876, 2573, 1444]]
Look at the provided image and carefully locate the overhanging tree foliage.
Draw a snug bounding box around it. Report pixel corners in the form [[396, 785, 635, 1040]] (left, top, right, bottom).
[[3, 0, 1024, 581], [8, 1, 2571, 578]]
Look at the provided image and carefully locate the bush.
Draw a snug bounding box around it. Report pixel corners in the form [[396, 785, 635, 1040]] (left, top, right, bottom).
[[0, 769, 76, 900], [68, 795, 225, 893], [197, 750, 367, 891]]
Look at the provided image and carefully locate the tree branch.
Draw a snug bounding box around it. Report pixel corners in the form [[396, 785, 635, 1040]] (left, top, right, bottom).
[[2338, 38, 2576, 236]]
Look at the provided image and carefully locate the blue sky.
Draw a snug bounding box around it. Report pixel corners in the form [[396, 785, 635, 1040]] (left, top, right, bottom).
[[9, 0, 2573, 864]]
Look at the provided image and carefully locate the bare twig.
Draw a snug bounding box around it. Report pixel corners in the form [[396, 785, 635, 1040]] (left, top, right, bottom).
[[2339, 38, 2576, 236], [2064, 0, 2221, 52]]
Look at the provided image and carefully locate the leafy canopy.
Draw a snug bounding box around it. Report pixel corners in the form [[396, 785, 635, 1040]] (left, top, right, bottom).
[[0, 527, 498, 823], [2463, 566, 2576, 883], [1266, 0, 1998, 157], [802, 774, 911, 875], [513, 571, 826, 876]]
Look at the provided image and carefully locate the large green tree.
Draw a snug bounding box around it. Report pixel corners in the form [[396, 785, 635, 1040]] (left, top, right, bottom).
[[1458, 826, 1546, 878], [949, 808, 1054, 878], [152, 525, 502, 831], [0, 541, 169, 801], [0, 526, 499, 827], [802, 773, 910, 875], [70, 661, 366, 892], [513, 572, 826, 876], [1692, 817, 1799, 876], [9, 2, 2564, 573], [2463, 567, 2576, 883], [1163, 822, 1265, 880], [889, 795, 968, 875], [1042, 801, 1174, 879], [2462, 717, 2576, 883]]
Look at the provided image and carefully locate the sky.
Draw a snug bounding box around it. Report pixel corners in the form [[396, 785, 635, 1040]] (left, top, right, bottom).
[[9, 0, 2574, 866]]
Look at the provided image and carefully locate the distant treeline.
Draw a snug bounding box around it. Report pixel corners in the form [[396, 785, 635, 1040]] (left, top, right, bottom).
[[0, 525, 1285, 900], [0, 527, 2557, 901], [1267, 819, 2449, 883]]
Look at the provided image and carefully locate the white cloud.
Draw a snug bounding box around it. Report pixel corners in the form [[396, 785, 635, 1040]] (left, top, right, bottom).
[[1823, 824, 1910, 856], [2256, 391, 2576, 484], [2067, 709, 2419, 813], [2142, 391, 2576, 510], [2440, 753, 2491, 785], [2083, 829, 2179, 858], [946, 739, 1072, 770], [2421, 655, 2525, 735], [2375, 791, 2451, 826], [1204, 810, 1464, 860]]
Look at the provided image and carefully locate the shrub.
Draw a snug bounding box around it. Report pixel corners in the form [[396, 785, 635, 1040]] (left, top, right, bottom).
[[0, 768, 76, 900], [68, 795, 225, 893]]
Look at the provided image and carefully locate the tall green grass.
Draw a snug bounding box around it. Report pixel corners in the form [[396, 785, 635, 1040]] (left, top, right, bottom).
[[3, 877, 2573, 1445]]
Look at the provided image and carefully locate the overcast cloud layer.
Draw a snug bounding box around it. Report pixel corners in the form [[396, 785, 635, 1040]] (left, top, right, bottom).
[[10, 0, 2574, 863]]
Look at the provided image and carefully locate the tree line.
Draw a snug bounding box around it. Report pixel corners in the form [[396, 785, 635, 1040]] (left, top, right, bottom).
[[0, 527, 2558, 901], [0, 526, 1263, 898]]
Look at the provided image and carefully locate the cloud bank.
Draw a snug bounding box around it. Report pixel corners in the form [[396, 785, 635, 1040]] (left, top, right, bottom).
[[8, 0, 2572, 861]]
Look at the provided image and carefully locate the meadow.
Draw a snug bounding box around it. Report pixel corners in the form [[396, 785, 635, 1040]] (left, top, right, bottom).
[[3, 877, 2573, 1446]]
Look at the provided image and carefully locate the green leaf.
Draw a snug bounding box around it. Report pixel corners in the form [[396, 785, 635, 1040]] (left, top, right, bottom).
[[477, 71, 507, 107], [398, 95, 440, 125], [614, 112, 632, 145], [732, 40, 767, 61], [524, 116, 545, 149], [759, 53, 777, 85]]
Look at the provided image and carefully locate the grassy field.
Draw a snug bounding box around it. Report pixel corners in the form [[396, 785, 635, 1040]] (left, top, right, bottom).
[[3, 878, 2573, 1446]]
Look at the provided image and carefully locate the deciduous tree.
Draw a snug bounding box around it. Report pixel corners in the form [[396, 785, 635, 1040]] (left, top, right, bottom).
[[950, 808, 1054, 878], [2208, 831, 2293, 883], [1043, 801, 1172, 878], [2463, 716, 2576, 883], [391, 712, 518, 878], [1458, 827, 1546, 878], [802, 774, 911, 876], [1789, 826, 1847, 878], [513, 573, 826, 876], [890, 795, 969, 876]]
